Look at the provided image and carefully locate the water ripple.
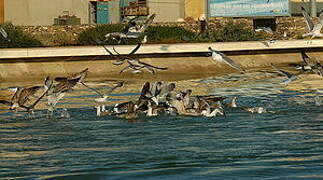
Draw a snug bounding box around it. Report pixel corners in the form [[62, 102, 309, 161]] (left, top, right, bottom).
[[1, 72, 323, 179]]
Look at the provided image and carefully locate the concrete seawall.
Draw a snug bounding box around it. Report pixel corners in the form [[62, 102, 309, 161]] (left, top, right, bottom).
[[0, 39, 323, 84]]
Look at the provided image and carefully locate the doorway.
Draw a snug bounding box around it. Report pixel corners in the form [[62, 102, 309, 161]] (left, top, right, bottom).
[[89, 1, 110, 24]]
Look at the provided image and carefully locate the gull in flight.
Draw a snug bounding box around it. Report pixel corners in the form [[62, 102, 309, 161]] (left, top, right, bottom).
[[119, 57, 168, 74], [105, 14, 155, 43], [96, 35, 146, 65], [46, 68, 88, 110], [271, 64, 298, 84], [0, 77, 53, 112], [0, 27, 11, 42], [300, 51, 323, 76], [301, 7, 323, 43], [208, 47, 245, 73], [83, 81, 124, 103]]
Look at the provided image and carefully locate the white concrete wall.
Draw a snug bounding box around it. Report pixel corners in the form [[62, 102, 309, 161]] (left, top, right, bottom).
[[147, 0, 184, 22], [4, 0, 89, 26]]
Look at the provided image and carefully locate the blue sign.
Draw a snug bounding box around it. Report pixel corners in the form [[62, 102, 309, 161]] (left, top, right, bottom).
[[209, 0, 290, 17]]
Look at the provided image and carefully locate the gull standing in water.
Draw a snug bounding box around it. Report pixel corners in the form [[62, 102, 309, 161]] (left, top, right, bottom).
[[301, 7, 323, 42], [224, 96, 238, 108], [243, 107, 267, 114], [208, 47, 245, 73]]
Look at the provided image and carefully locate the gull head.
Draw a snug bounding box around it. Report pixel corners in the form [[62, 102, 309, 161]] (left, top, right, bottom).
[[9, 103, 19, 110]]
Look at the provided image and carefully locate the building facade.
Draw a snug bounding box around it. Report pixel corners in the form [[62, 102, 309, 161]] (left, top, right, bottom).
[[148, 0, 185, 22], [2, 0, 185, 26], [4, 0, 90, 26], [0, 0, 4, 23], [2, 0, 323, 26], [184, 0, 206, 20]]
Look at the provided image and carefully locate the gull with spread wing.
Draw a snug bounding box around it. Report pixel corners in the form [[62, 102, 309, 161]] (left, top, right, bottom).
[[105, 14, 155, 43], [301, 7, 323, 42], [208, 47, 245, 73]]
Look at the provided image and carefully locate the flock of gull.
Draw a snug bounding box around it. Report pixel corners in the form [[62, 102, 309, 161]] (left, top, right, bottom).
[[0, 8, 323, 119]]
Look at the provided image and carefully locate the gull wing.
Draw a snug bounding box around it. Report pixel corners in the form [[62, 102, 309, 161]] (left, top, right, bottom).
[[301, 51, 312, 66], [261, 41, 270, 47], [209, 47, 245, 72], [114, 101, 135, 113], [144, 66, 156, 74], [70, 68, 88, 82], [129, 43, 142, 55], [136, 60, 168, 70], [141, 82, 151, 97], [54, 77, 68, 82], [0, 27, 8, 39], [29, 77, 54, 109], [113, 43, 142, 56], [0, 100, 11, 106], [44, 76, 53, 90], [8, 87, 19, 93], [128, 16, 140, 24], [119, 65, 132, 74], [319, 10, 323, 22], [201, 95, 226, 102], [102, 45, 116, 56], [17, 86, 42, 106], [222, 55, 245, 72], [159, 83, 176, 96], [271, 64, 294, 79], [301, 6, 314, 31], [105, 81, 124, 94], [140, 14, 156, 32], [80, 82, 104, 98]]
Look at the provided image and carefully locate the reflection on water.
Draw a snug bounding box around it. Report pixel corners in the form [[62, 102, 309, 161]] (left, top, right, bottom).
[[0, 70, 323, 179]]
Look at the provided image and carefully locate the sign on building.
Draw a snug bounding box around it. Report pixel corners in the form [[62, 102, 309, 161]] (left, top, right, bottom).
[[209, 0, 290, 17]]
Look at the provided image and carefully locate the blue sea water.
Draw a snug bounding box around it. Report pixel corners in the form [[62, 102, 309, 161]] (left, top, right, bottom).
[[1, 73, 323, 180]]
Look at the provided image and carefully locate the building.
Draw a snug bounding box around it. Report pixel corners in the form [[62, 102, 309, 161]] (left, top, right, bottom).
[[184, 0, 206, 20], [0, 0, 4, 23], [2, 0, 323, 26], [1, 0, 185, 26], [2, 0, 120, 26], [119, 0, 185, 22], [148, 0, 184, 22], [4, 0, 89, 26]]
